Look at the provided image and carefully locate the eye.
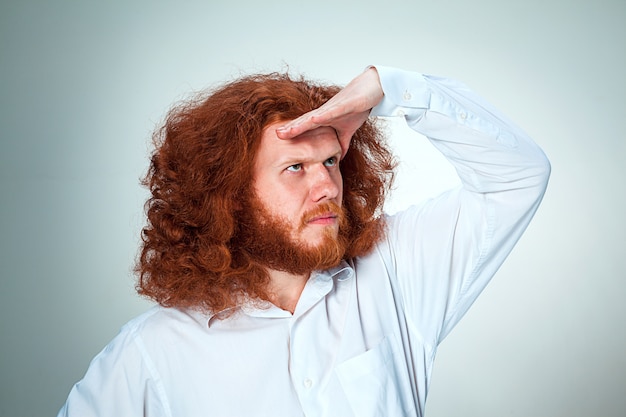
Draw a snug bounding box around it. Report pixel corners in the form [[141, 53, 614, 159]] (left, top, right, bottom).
[[286, 163, 302, 172], [324, 157, 338, 167]]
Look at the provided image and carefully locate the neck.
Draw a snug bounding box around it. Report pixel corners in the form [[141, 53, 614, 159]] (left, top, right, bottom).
[[266, 268, 310, 314]]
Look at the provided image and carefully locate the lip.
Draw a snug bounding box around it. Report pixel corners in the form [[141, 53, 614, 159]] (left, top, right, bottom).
[[307, 213, 338, 225]]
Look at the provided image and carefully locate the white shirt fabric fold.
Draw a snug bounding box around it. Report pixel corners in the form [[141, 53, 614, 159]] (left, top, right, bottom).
[[58, 66, 550, 417]]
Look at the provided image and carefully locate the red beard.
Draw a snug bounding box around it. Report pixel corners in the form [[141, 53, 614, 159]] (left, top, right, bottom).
[[235, 197, 349, 275]]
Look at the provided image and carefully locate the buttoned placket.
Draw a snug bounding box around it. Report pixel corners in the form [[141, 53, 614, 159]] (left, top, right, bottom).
[[287, 265, 354, 415]]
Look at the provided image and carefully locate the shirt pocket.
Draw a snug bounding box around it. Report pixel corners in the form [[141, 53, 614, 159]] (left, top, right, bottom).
[[335, 337, 416, 417]]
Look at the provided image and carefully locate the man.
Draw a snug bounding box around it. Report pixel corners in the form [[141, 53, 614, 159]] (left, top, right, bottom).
[[58, 66, 550, 416]]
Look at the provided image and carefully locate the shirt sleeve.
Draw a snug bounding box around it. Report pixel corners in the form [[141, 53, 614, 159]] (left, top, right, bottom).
[[371, 66, 551, 345], [56, 322, 171, 417]]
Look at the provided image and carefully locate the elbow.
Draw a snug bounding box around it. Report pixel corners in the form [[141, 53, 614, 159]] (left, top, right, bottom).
[[536, 150, 551, 190], [507, 146, 551, 200], [525, 149, 551, 203]]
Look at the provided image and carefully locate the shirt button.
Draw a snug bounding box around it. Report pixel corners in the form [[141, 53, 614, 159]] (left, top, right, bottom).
[[403, 91, 412, 101], [459, 112, 468, 120], [303, 378, 313, 389]]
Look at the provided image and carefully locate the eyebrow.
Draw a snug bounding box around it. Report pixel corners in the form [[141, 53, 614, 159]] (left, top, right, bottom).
[[275, 148, 341, 168]]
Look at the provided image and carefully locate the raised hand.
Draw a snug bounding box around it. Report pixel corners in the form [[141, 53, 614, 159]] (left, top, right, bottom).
[[275, 67, 384, 158]]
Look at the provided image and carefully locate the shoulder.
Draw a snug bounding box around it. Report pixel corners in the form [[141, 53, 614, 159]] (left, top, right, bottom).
[[86, 306, 212, 367], [117, 305, 211, 347], [83, 306, 212, 380]]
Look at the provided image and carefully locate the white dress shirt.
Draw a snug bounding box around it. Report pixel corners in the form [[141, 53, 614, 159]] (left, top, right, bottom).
[[57, 66, 550, 417]]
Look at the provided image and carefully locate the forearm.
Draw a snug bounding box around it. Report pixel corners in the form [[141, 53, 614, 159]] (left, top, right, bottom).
[[371, 66, 551, 196]]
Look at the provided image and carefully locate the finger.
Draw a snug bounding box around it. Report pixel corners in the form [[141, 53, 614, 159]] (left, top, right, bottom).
[[275, 115, 320, 139], [275, 106, 342, 139], [338, 134, 352, 159]]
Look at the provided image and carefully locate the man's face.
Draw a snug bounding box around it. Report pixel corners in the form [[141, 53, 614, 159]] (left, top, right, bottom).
[[252, 123, 344, 248]]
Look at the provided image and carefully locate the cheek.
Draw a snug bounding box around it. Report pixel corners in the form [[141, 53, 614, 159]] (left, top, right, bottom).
[[260, 189, 302, 221], [336, 174, 344, 205]]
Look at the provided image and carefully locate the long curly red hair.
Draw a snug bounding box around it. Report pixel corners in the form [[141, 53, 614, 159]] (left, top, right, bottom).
[[136, 72, 396, 312]]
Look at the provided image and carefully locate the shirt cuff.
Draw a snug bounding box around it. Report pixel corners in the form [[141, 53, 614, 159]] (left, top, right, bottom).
[[369, 65, 431, 122]]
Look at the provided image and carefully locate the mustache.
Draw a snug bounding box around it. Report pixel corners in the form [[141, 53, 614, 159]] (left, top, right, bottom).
[[299, 202, 345, 231]]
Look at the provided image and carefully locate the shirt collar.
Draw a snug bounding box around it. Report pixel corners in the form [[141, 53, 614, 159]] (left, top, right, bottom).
[[325, 259, 355, 282], [204, 260, 355, 326]]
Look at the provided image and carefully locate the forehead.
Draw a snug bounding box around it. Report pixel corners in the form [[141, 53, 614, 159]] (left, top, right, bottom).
[[255, 123, 341, 166]]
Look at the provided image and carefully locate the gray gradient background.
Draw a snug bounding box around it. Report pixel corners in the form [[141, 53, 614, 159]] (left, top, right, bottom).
[[1, 0, 624, 416]]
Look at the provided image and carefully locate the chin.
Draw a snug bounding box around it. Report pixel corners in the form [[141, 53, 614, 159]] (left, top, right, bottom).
[[300, 228, 339, 246]]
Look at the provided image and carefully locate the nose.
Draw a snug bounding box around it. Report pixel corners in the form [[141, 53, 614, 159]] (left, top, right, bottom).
[[309, 163, 341, 203]]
